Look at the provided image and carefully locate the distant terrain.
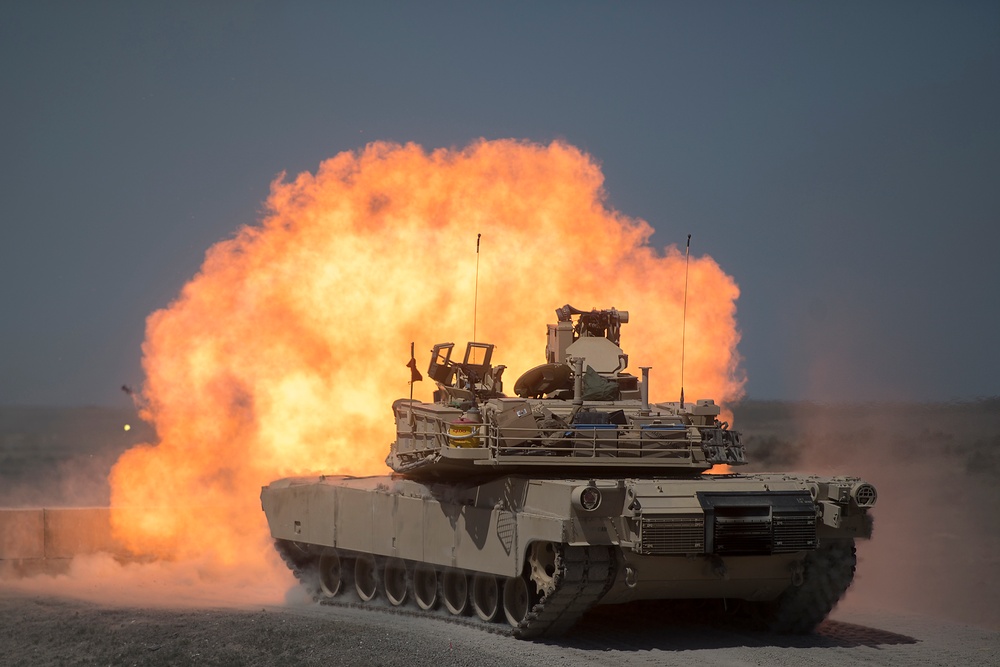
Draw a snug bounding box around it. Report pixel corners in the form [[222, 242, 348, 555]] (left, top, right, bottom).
[[0, 406, 154, 507]]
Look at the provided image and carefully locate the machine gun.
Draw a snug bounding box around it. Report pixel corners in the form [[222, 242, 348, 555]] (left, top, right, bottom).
[[555, 304, 629, 346]]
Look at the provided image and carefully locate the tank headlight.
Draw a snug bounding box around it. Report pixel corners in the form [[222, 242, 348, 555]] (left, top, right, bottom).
[[572, 485, 602, 512], [851, 482, 877, 507]]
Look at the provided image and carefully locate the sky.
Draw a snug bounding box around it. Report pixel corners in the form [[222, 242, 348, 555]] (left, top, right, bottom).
[[1, 1, 997, 406]]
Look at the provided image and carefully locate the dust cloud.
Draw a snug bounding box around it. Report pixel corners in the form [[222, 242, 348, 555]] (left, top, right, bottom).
[[2, 550, 295, 609], [742, 399, 1000, 630]]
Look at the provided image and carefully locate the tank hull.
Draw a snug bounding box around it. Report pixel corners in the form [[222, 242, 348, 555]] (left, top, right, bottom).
[[261, 471, 872, 634]]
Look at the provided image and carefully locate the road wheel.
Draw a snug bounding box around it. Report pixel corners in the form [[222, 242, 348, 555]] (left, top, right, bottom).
[[472, 573, 500, 622], [384, 558, 408, 606], [354, 553, 378, 602], [318, 551, 343, 597], [503, 574, 534, 627], [442, 569, 469, 615], [413, 563, 439, 611]]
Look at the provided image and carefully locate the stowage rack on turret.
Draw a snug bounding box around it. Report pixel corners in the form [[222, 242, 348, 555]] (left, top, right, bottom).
[[386, 305, 746, 479]]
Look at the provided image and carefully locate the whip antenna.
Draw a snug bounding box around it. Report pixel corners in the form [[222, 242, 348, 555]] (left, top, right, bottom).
[[680, 234, 691, 408], [473, 233, 481, 362]]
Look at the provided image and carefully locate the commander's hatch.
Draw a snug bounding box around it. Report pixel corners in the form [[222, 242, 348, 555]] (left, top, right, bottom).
[[428, 342, 457, 385], [428, 341, 505, 403]]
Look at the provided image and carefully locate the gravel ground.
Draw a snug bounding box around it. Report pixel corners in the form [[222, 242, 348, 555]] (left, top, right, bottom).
[[1, 585, 997, 667]]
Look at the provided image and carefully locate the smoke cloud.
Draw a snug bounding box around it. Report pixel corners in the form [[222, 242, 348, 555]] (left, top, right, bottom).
[[107, 139, 744, 571]]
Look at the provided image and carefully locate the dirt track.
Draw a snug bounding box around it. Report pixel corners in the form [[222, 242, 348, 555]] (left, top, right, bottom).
[[2, 585, 997, 667]]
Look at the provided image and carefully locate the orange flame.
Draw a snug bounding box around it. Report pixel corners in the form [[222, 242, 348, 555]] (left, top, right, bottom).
[[109, 139, 744, 564]]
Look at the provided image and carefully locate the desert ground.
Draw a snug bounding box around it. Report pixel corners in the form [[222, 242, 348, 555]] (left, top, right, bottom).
[[1, 586, 998, 667], [1, 400, 998, 665]]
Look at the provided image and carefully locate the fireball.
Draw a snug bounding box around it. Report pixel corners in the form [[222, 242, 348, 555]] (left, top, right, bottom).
[[109, 139, 743, 563]]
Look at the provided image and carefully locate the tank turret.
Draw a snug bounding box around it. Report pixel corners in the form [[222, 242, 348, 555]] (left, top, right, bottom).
[[386, 305, 746, 479]]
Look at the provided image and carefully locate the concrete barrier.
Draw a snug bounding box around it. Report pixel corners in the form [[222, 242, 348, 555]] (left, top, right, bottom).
[[0, 508, 128, 577], [0, 509, 44, 560]]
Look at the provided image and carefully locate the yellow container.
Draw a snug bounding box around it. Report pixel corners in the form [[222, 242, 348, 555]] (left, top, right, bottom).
[[447, 420, 480, 448]]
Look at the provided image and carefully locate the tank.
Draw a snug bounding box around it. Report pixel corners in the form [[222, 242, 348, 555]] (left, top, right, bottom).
[[261, 305, 877, 638]]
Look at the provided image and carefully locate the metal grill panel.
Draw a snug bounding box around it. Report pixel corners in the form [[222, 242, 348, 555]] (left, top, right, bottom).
[[714, 516, 771, 554], [637, 515, 705, 555], [772, 513, 817, 553]]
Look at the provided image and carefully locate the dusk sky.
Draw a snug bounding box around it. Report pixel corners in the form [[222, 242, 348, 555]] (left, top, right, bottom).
[[2, 2, 997, 406]]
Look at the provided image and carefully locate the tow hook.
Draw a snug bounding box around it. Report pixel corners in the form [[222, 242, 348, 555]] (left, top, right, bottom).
[[790, 560, 805, 587], [709, 555, 728, 580]]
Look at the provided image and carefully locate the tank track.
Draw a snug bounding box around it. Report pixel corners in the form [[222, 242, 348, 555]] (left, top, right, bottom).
[[274, 539, 320, 593], [514, 544, 617, 638], [751, 539, 857, 633], [319, 597, 518, 636], [273, 540, 616, 639]]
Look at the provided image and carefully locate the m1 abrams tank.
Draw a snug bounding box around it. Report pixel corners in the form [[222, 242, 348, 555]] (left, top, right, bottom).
[[261, 305, 877, 638]]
